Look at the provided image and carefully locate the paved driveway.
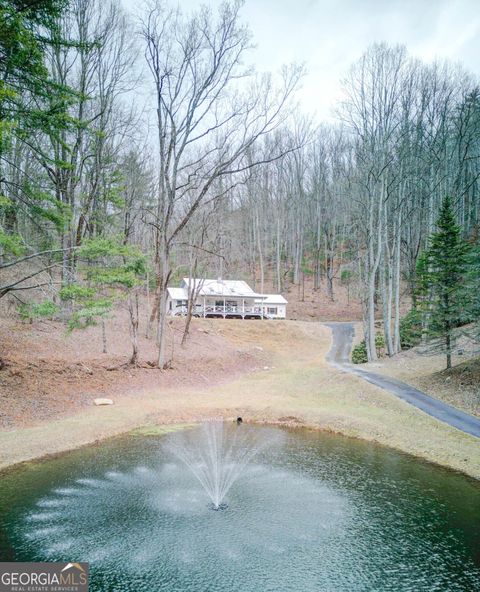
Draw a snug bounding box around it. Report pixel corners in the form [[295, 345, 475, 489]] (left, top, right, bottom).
[[324, 322, 480, 439]]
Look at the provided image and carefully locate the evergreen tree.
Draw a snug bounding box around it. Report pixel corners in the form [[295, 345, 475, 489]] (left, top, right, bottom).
[[464, 241, 480, 347], [0, 0, 75, 264], [417, 196, 472, 369], [0, 0, 70, 148], [72, 237, 146, 364]]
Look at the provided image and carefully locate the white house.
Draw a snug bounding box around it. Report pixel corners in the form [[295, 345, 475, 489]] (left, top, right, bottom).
[[255, 294, 288, 319], [166, 278, 287, 319]]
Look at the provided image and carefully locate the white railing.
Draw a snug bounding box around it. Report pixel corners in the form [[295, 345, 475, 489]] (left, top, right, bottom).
[[172, 304, 264, 317], [204, 305, 263, 315]]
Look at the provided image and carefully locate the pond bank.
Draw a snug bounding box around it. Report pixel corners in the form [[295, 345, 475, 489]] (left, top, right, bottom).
[[1, 320, 479, 479]]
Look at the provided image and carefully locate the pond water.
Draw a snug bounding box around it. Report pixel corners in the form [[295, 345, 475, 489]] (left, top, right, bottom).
[[0, 426, 479, 591]]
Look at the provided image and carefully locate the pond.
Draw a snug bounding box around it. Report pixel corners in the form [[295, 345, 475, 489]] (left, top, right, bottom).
[[0, 426, 479, 591]]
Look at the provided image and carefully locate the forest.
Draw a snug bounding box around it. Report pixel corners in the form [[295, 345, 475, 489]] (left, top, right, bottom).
[[1, 0, 479, 369]]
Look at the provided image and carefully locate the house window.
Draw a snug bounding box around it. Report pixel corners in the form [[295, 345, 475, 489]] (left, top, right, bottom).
[[176, 299, 187, 307], [267, 307, 278, 315]]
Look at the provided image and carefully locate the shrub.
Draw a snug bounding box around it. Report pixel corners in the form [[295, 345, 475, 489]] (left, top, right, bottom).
[[375, 333, 385, 356], [352, 340, 368, 363], [399, 309, 422, 349], [19, 300, 59, 322], [60, 285, 96, 300], [67, 298, 113, 331], [352, 334, 385, 363]]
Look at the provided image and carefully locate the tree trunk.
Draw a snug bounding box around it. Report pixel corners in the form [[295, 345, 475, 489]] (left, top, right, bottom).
[[182, 275, 199, 348], [276, 217, 282, 292], [128, 293, 139, 365], [156, 240, 171, 369], [101, 319, 107, 354], [446, 331, 452, 369], [381, 210, 394, 357], [182, 304, 194, 348], [255, 208, 265, 295], [366, 275, 378, 361], [293, 218, 302, 285], [314, 208, 322, 291], [392, 211, 402, 353], [326, 251, 334, 301]]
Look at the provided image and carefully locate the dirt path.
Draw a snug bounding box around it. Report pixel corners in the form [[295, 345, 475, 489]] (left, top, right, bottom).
[[1, 320, 479, 479], [325, 322, 480, 439]]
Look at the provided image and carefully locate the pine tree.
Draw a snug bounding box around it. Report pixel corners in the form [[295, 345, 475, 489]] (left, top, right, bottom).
[[417, 196, 472, 369], [0, 0, 70, 147], [464, 240, 480, 347]]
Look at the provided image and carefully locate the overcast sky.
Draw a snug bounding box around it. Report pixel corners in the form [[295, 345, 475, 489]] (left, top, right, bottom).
[[124, 0, 480, 121]]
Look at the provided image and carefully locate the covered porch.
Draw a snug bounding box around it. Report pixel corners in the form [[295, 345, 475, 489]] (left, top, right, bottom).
[[199, 296, 265, 319]]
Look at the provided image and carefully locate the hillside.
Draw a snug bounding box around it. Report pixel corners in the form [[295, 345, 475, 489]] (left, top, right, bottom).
[[1, 317, 479, 481], [0, 311, 270, 429], [365, 336, 480, 417], [272, 277, 364, 321]]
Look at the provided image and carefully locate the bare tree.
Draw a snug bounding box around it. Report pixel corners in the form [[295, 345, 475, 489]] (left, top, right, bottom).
[[142, 0, 302, 368], [340, 44, 408, 360]]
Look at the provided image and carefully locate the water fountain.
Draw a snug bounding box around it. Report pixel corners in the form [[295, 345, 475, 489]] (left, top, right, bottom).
[[164, 420, 269, 510], [2, 426, 479, 592]]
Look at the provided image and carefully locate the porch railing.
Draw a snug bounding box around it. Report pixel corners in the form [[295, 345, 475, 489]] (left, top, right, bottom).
[[172, 304, 264, 316]]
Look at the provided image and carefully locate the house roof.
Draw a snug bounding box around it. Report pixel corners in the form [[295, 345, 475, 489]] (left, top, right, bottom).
[[255, 294, 288, 304], [168, 280, 288, 305], [167, 287, 188, 300], [181, 278, 265, 298]]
